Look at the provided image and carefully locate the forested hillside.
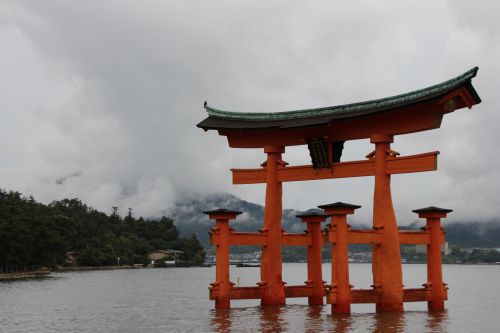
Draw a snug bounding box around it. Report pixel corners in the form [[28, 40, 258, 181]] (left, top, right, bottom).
[[0, 190, 204, 269], [443, 221, 500, 248], [2, 189, 498, 270]]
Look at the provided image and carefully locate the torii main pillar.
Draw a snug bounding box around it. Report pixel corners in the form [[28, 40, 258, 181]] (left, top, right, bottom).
[[371, 134, 404, 312], [260, 145, 286, 305]]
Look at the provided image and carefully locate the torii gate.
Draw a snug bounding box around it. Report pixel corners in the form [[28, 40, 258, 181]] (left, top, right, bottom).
[[198, 67, 481, 313]]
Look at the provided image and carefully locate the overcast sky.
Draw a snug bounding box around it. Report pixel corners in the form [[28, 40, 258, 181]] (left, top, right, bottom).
[[1, 1, 499, 224]]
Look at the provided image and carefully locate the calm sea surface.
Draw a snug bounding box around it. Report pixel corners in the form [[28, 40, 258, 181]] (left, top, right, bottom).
[[1, 264, 499, 332]]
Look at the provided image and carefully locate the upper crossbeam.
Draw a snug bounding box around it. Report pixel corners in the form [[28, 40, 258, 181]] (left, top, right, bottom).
[[232, 152, 438, 184]]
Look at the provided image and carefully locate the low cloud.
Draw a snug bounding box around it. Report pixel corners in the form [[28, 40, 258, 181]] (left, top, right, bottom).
[[0, 1, 499, 223]]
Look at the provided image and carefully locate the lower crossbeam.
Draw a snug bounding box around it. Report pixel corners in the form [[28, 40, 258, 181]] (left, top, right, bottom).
[[211, 285, 447, 304]]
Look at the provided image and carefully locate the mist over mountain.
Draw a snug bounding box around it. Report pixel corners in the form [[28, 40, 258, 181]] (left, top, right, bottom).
[[408, 220, 500, 248], [170, 192, 500, 248], [169, 192, 305, 246]]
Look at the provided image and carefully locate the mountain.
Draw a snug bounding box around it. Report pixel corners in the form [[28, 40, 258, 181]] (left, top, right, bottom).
[[170, 192, 500, 249], [407, 219, 500, 248], [441, 221, 500, 248], [169, 192, 306, 246]]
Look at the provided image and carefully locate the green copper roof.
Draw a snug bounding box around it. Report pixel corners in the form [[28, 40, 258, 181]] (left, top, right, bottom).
[[204, 67, 479, 121]]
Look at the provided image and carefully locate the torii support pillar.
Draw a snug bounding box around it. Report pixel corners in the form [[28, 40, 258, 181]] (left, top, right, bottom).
[[296, 212, 328, 305], [260, 145, 286, 306], [319, 202, 361, 314], [413, 206, 452, 311], [204, 208, 242, 309], [370, 134, 404, 312]]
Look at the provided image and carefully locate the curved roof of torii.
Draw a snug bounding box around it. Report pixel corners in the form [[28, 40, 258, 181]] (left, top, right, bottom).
[[197, 67, 481, 147]]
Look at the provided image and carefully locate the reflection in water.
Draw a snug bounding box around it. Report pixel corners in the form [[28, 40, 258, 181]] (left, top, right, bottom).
[[210, 305, 447, 333], [425, 310, 448, 333], [331, 313, 354, 333], [304, 305, 324, 333], [211, 309, 232, 333], [371, 312, 406, 333], [259, 306, 287, 333], [210, 306, 290, 333], [367, 310, 447, 333], [210, 306, 288, 333]]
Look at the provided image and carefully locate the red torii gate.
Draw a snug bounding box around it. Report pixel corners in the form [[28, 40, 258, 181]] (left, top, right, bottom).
[[198, 67, 480, 313]]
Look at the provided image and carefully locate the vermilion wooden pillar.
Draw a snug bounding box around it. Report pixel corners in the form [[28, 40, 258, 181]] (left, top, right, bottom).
[[370, 134, 404, 312], [296, 212, 327, 305], [319, 202, 361, 314], [413, 206, 452, 311], [261, 145, 286, 305], [204, 208, 242, 309]]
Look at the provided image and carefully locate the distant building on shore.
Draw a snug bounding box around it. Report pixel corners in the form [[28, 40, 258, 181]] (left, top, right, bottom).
[[64, 251, 77, 266], [148, 250, 184, 266], [415, 242, 451, 255]]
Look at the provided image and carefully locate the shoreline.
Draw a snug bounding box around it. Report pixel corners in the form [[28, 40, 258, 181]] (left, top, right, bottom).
[[3, 262, 497, 280], [56, 265, 142, 272], [0, 270, 51, 281], [56, 262, 209, 272]]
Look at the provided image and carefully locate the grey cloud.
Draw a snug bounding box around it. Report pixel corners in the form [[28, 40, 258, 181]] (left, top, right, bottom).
[[0, 1, 499, 223], [55, 171, 82, 185]]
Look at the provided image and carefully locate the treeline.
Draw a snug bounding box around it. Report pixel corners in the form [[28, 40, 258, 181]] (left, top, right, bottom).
[[0, 190, 205, 270], [443, 246, 500, 264]]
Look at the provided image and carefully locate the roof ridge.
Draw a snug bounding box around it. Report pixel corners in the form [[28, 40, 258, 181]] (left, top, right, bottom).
[[205, 67, 478, 121]]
